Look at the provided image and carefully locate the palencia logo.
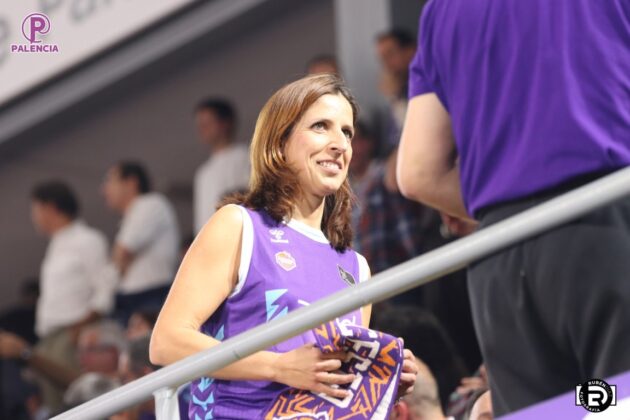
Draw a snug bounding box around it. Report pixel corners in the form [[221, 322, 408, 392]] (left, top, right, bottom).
[[575, 379, 617, 413], [11, 13, 59, 53]]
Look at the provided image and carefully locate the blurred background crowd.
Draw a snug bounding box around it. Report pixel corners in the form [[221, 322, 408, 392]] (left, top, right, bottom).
[[0, 1, 491, 419]]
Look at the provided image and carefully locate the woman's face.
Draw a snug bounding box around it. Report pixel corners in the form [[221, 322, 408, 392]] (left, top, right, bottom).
[[284, 93, 354, 199]]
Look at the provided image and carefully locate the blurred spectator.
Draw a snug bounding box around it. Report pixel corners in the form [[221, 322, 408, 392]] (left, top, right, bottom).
[[372, 306, 468, 412], [115, 334, 190, 420], [0, 280, 40, 420], [375, 28, 416, 152], [306, 54, 339, 75], [456, 366, 488, 397], [350, 124, 481, 370], [0, 330, 79, 416], [193, 98, 250, 233], [30, 181, 114, 412], [59, 321, 126, 413], [76, 321, 126, 378], [348, 121, 379, 229], [116, 334, 158, 419], [0, 320, 125, 416], [447, 366, 488, 419], [349, 122, 378, 187], [25, 389, 49, 420], [0, 278, 40, 345], [465, 390, 492, 420], [351, 124, 443, 276], [126, 310, 158, 340], [347, 120, 480, 371], [62, 372, 119, 410], [118, 335, 156, 385], [349, 34, 444, 284], [390, 358, 449, 420], [102, 162, 180, 325], [0, 350, 40, 419]]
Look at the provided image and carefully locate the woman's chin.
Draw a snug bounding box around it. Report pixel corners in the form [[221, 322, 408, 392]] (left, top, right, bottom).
[[309, 187, 340, 200], [302, 179, 344, 200]]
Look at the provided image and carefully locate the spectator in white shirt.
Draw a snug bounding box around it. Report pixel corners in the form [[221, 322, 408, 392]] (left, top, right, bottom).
[[102, 161, 180, 325], [30, 181, 115, 412], [193, 98, 250, 233]]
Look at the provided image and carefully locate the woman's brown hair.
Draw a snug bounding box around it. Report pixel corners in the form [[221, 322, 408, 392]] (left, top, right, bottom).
[[223, 74, 359, 252]]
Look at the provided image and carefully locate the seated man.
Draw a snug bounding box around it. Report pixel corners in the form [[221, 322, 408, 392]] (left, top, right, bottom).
[[115, 334, 190, 420], [0, 321, 126, 415]]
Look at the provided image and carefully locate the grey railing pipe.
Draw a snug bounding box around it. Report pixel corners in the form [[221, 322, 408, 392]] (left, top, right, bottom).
[[55, 167, 630, 419]]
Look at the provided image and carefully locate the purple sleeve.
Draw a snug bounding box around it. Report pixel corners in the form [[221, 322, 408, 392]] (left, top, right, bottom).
[[408, 0, 438, 99]]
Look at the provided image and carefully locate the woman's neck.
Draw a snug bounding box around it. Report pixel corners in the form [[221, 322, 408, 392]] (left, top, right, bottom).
[[291, 194, 326, 230]]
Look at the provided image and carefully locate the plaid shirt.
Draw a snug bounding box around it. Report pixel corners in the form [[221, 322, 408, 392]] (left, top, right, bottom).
[[353, 162, 444, 274]]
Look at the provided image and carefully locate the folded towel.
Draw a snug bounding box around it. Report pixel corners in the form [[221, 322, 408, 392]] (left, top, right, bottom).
[[263, 319, 404, 420]]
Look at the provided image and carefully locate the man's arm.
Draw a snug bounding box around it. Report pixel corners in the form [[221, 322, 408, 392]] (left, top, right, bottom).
[[0, 332, 80, 388], [112, 243, 134, 276], [396, 93, 472, 221], [88, 238, 118, 315], [114, 198, 162, 277]]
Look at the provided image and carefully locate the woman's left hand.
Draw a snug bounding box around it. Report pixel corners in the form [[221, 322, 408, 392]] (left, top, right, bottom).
[[397, 348, 419, 399]]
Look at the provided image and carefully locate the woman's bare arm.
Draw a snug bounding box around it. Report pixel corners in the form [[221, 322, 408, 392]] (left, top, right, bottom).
[[150, 205, 353, 396]]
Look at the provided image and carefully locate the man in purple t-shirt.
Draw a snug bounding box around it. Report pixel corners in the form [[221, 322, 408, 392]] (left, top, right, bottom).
[[397, 0, 630, 415]]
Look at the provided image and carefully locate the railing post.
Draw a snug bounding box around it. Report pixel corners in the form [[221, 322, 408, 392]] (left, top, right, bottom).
[[153, 386, 180, 420]]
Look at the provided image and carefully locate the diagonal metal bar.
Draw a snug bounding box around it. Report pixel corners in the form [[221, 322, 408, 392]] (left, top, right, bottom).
[[54, 167, 630, 419]]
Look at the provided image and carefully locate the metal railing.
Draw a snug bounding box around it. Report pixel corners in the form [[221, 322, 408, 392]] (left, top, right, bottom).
[[54, 167, 630, 419]]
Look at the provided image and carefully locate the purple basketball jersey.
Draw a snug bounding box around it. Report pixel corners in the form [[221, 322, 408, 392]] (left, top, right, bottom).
[[189, 206, 365, 420]]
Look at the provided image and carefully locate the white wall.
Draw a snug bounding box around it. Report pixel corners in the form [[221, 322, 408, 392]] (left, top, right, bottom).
[[0, 0, 336, 310]]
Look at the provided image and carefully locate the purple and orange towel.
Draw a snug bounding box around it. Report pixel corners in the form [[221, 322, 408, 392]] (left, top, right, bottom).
[[263, 320, 404, 420]]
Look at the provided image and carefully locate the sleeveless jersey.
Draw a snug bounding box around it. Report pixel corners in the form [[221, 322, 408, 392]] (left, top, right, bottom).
[[189, 205, 369, 420]]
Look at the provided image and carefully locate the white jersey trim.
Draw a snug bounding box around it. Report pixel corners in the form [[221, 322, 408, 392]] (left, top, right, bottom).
[[356, 253, 370, 283], [230, 205, 254, 298], [286, 218, 329, 243], [229, 207, 368, 298], [356, 252, 371, 325]]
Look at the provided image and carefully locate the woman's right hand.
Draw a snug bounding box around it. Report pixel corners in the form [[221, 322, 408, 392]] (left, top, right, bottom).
[[272, 343, 355, 398]]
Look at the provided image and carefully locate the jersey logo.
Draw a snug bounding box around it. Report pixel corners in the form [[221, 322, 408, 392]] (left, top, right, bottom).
[[266, 289, 289, 322], [269, 228, 289, 243], [337, 265, 356, 285], [275, 251, 297, 271], [337, 264, 357, 286]]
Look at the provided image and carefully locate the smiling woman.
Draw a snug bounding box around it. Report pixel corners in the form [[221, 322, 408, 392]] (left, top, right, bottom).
[[149, 74, 418, 419], [240, 74, 358, 251]]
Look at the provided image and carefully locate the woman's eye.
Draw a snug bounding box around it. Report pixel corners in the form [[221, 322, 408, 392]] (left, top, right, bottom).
[[343, 129, 354, 139], [312, 121, 326, 130]]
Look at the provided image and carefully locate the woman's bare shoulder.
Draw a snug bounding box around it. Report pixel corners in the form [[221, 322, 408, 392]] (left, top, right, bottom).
[[197, 204, 244, 242]]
